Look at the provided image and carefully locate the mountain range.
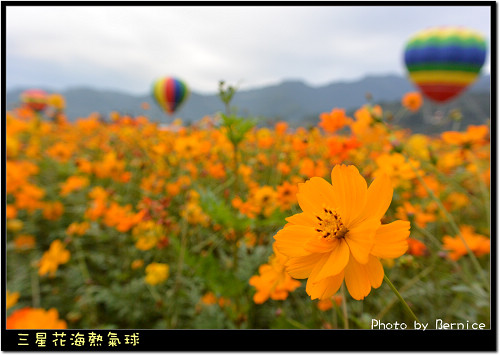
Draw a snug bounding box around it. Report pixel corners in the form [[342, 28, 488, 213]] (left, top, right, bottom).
[[6, 74, 491, 133]]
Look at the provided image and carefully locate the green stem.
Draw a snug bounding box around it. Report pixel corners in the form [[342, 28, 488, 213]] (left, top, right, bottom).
[[377, 264, 434, 320], [30, 260, 41, 308], [340, 284, 349, 329], [174, 220, 188, 292], [285, 317, 308, 329], [384, 274, 420, 325]]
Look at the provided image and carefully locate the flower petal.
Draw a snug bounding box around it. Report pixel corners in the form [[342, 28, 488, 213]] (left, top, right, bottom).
[[365, 255, 384, 288], [330, 165, 367, 226], [303, 234, 337, 254], [307, 253, 330, 284], [285, 253, 321, 279], [315, 239, 350, 281], [306, 270, 345, 300], [345, 217, 380, 264], [296, 177, 337, 216], [273, 225, 316, 257], [285, 211, 317, 227], [371, 221, 410, 259], [350, 173, 394, 228], [344, 256, 372, 300]]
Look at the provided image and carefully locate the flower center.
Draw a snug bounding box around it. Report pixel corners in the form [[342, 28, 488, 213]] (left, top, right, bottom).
[[315, 208, 348, 240]]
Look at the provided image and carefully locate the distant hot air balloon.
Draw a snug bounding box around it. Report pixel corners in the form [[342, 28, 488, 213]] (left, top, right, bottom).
[[20, 89, 48, 112], [152, 77, 190, 115], [404, 26, 487, 103]]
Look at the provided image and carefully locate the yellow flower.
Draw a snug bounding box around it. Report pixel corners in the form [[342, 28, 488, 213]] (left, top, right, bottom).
[[7, 290, 20, 309], [273, 165, 410, 300], [132, 221, 165, 251], [145, 262, 169, 285], [405, 134, 430, 161], [48, 94, 66, 110]]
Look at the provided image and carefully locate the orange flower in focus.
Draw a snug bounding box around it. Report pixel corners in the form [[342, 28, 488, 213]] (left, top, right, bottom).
[[274, 165, 410, 300], [443, 226, 490, 261], [319, 108, 350, 133], [38, 240, 70, 277], [7, 307, 67, 329], [407, 238, 427, 257], [402, 92, 423, 112], [249, 245, 302, 304]]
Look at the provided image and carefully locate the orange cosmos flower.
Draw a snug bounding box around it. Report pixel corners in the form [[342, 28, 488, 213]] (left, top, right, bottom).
[[131, 259, 144, 270], [7, 307, 67, 329], [201, 291, 218, 305], [13, 235, 36, 251], [275, 121, 288, 135], [66, 221, 90, 237], [317, 295, 343, 311], [402, 92, 423, 112], [273, 164, 410, 300], [407, 238, 428, 257], [442, 225, 490, 261], [6, 204, 17, 219], [7, 290, 20, 309], [42, 201, 64, 221], [60, 176, 89, 196], [277, 181, 298, 211], [319, 108, 351, 133], [249, 244, 302, 304], [38, 239, 70, 277]]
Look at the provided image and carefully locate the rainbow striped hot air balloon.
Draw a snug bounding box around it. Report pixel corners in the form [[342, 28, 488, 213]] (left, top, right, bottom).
[[20, 89, 48, 112], [404, 26, 487, 103], [152, 77, 190, 115]]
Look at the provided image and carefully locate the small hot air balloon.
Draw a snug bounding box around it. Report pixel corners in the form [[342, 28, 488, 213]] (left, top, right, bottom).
[[20, 89, 48, 112], [152, 77, 190, 115], [404, 26, 487, 103]]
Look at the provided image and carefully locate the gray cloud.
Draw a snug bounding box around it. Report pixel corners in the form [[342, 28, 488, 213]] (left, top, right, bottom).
[[6, 5, 491, 94]]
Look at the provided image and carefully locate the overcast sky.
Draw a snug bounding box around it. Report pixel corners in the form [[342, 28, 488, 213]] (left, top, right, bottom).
[[6, 5, 492, 95]]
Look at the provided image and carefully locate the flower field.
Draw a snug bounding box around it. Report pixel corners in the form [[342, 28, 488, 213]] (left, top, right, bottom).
[[6, 90, 491, 330]]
